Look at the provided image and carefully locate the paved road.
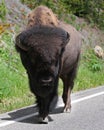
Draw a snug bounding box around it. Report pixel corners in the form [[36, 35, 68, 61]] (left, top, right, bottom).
[[0, 86, 104, 130]]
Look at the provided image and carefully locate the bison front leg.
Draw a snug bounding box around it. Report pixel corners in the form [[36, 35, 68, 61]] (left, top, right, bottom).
[[62, 78, 72, 113], [61, 66, 77, 113], [36, 96, 50, 123], [36, 93, 57, 124]]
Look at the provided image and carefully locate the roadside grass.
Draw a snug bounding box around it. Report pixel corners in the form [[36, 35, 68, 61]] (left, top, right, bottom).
[[0, 30, 104, 113], [74, 64, 104, 91], [59, 61, 104, 95], [0, 31, 35, 113], [0, 62, 34, 113]]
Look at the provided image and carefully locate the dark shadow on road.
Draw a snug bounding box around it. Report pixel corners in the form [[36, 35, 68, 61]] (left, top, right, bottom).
[[1, 105, 64, 124]]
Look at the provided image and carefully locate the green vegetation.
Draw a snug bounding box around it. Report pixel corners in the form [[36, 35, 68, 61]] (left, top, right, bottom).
[[0, 31, 34, 113], [74, 49, 104, 91]]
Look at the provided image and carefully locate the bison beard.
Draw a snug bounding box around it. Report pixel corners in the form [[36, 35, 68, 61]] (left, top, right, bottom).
[[15, 25, 70, 123]]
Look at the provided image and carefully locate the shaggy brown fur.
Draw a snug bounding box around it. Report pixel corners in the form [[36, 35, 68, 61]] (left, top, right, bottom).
[[27, 5, 59, 28]]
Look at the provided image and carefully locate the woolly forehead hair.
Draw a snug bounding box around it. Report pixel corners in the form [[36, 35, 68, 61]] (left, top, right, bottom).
[[16, 25, 70, 51], [20, 25, 68, 41]]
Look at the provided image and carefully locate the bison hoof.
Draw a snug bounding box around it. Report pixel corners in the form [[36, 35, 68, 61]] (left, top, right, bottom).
[[38, 117, 48, 124], [63, 107, 71, 113]]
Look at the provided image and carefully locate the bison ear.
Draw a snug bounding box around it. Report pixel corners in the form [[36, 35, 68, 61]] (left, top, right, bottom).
[[15, 33, 29, 52]]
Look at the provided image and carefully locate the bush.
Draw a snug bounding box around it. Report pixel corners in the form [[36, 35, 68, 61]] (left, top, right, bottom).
[[82, 49, 103, 72]]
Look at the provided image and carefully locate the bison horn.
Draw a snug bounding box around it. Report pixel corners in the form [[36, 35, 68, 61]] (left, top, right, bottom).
[[15, 34, 28, 51], [65, 32, 70, 44]]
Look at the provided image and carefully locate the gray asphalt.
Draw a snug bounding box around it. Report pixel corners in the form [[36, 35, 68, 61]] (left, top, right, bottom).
[[0, 86, 104, 130]]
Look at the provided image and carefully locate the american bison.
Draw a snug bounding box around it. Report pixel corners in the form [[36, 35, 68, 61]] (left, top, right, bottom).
[[15, 6, 82, 123]]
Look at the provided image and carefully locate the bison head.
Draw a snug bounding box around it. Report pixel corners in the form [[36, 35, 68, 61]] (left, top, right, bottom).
[[15, 26, 70, 97]]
